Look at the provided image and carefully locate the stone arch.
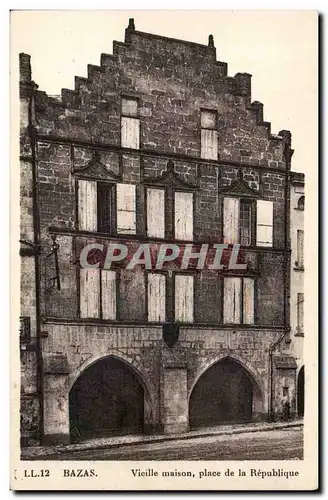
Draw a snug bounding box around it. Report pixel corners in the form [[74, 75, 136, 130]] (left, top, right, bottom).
[[68, 351, 156, 438], [189, 354, 265, 426]]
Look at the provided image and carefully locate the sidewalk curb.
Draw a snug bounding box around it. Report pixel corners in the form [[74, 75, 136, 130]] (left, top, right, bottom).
[[22, 421, 303, 458]]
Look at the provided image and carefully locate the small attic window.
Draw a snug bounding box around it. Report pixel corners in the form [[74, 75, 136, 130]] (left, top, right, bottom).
[[297, 196, 305, 211]]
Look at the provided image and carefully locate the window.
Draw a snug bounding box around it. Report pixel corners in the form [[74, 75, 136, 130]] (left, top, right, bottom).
[[256, 200, 273, 247], [297, 292, 304, 333], [174, 191, 193, 240], [148, 273, 166, 322], [201, 110, 218, 160], [297, 196, 305, 210], [97, 182, 113, 233], [116, 183, 136, 234], [80, 268, 116, 320], [297, 230, 304, 268], [147, 188, 165, 238], [223, 277, 255, 324], [239, 200, 252, 246], [121, 97, 140, 149], [175, 274, 194, 323], [223, 197, 255, 246]]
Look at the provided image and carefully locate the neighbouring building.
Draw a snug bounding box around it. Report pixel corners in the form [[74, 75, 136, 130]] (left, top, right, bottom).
[[20, 19, 299, 446], [289, 171, 305, 418]]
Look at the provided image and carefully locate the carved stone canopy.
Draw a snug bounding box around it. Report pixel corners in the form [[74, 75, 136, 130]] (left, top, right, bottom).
[[74, 151, 120, 181]]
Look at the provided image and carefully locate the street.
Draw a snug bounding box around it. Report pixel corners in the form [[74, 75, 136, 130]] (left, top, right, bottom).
[[25, 427, 303, 461]]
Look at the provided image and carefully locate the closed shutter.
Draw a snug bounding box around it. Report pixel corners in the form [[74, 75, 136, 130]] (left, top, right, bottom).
[[175, 192, 193, 240], [175, 275, 194, 323], [223, 197, 239, 244], [117, 183, 136, 234], [297, 230, 304, 267], [101, 270, 116, 320], [256, 200, 273, 246], [223, 277, 241, 324], [243, 278, 254, 324], [80, 268, 100, 318], [147, 188, 165, 238], [148, 273, 166, 322], [297, 292, 304, 332], [201, 129, 218, 160], [121, 117, 140, 149], [78, 179, 97, 231]]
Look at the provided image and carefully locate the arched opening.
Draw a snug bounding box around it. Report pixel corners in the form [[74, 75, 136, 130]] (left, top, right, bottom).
[[297, 195, 305, 210], [189, 358, 262, 428], [69, 356, 144, 440], [297, 366, 304, 417]]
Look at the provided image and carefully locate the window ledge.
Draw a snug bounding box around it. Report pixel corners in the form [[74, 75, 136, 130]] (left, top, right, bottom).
[[293, 265, 304, 272]]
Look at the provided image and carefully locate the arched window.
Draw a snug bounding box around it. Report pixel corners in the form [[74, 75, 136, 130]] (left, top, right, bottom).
[[297, 196, 305, 210]]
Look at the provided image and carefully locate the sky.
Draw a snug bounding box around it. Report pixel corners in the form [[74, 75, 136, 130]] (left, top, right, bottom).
[[11, 10, 317, 174]]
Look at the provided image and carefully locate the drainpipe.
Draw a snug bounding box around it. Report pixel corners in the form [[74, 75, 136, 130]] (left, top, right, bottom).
[[268, 131, 293, 421], [27, 85, 44, 443]]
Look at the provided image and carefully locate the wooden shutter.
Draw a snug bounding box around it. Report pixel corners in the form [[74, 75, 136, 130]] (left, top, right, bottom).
[[243, 278, 254, 324], [297, 292, 304, 332], [175, 275, 194, 323], [117, 183, 136, 234], [223, 197, 239, 244], [78, 179, 97, 231], [297, 230, 304, 267], [147, 188, 165, 238], [80, 268, 100, 318], [148, 273, 166, 322], [121, 117, 140, 149], [175, 192, 193, 240], [256, 200, 273, 246], [223, 277, 241, 324], [201, 129, 218, 160], [101, 270, 116, 320]]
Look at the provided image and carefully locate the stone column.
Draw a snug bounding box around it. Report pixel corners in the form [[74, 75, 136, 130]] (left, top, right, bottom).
[[43, 354, 70, 445], [161, 346, 189, 434]]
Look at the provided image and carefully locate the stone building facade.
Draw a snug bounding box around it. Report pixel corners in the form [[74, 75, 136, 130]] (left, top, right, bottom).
[[20, 19, 298, 445], [289, 172, 305, 417]]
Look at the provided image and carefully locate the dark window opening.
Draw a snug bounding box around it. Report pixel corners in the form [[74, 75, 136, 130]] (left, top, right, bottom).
[[97, 183, 112, 233]]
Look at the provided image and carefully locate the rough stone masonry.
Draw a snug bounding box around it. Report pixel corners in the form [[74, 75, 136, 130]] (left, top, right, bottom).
[[20, 18, 298, 446]]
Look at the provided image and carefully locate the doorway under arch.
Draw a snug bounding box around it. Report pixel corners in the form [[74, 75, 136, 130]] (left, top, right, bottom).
[[189, 357, 262, 428], [297, 366, 304, 417], [69, 356, 144, 440]]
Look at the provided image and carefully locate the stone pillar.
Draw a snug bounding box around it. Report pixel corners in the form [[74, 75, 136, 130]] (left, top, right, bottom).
[[162, 367, 189, 434], [43, 354, 70, 445], [160, 345, 190, 434]]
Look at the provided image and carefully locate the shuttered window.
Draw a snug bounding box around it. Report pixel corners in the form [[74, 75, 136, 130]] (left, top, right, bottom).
[[175, 274, 194, 323], [201, 110, 218, 160], [174, 192, 193, 240], [78, 179, 97, 231], [223, 197, 239, 244], [80, 268, 100, 318], [147, 188, 165, 238], [121, 97, 140, 149], [101, 270, 116, 320], [297, 292, 304, 333], [256, 200, 273, 247], [80, 268, 116, 320], [223, 277, 255, 324], [223, 277, 241, 323], [148, 273, 166, 322], [297, 230, 304, 267], [116, 183, 136, 234]]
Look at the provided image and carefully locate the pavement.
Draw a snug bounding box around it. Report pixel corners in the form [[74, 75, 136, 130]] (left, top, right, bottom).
[[21, 419, 303, 461]]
